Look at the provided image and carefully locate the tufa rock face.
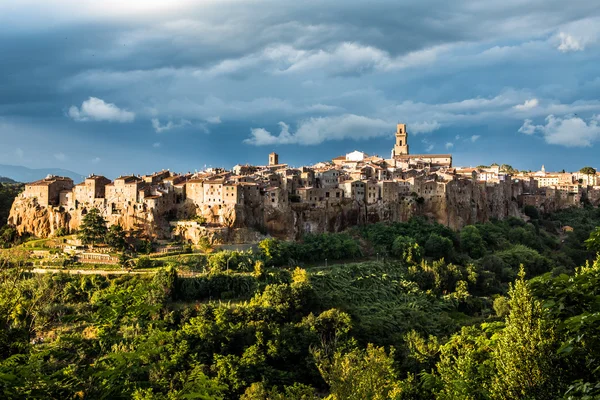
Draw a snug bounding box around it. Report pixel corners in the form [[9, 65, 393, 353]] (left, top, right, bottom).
[[8, 178, 523, 242], [8, 196, 169, 239]]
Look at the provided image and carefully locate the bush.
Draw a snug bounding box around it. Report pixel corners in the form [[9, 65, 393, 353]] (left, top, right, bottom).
[[391, 235, 422, 264], [424, 234, 454, 260], [136, 256, 154, 269]]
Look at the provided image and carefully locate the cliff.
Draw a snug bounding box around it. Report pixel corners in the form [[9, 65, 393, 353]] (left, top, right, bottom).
[[8, 197, 170, 239], [8, 178, 523, 242]]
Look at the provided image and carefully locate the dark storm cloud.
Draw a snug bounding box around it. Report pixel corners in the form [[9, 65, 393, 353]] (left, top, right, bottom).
[[1, 0, 600, 175]]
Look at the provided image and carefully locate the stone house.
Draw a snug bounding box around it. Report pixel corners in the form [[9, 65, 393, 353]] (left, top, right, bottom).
[[105, 175, 145, 205], [203, 178, 225, 207], [73, 175, 111, 206], [23, 175, 74, 207], [185, 179, 205, 207], [339, 180, 365, 202]]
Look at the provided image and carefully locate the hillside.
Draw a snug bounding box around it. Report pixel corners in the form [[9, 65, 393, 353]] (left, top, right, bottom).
[[0, 208, 599, 398], [0, 164, 83, 183], [0, 177, 17, 184]]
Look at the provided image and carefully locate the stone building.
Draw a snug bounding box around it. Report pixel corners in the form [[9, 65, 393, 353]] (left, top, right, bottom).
[[185, 179, 205, 207], [223, 183, 243, 205], [203, 178, 224, 207], [388, 123, 452, 168], [23, 175, 74, 207], [392, 123, 409, 156], [73, 175, 111, 206], [105, 175, 145, 205]]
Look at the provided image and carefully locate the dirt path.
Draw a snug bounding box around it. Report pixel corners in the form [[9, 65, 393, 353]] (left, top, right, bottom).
[[31, 267, 149, 275], [30, 267, 205, 277]]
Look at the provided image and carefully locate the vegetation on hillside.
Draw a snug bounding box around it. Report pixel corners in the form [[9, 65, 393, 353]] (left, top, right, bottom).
[[0, 205, 599, 398], [0, 182, 23, 248]]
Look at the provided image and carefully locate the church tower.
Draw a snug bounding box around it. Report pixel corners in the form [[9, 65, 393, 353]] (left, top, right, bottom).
[[269, 152, 279, 166], [392, 123, 409, 157]]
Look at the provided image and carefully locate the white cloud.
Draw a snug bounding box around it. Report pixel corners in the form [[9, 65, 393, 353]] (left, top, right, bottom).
[[471, 135, 480, 142], [518, 119, 537, 135], [455, 135, 461, 140], [410, 121, 441, 134], [557, 33, 584, 52], [514, 98, 539, 110], [206, 116, 221, 124], [68, 97, 135, 122], [445, 142, 454, 149], [15, 148, 24, 158], [91, 157, 101, 164], [153, 142, 161, 148], [151, 118, 191, 133], [244, 114, 391, 146], [555, 17, 600, 52], [519, 115, 600, 147], [54, 152, 66, 161]]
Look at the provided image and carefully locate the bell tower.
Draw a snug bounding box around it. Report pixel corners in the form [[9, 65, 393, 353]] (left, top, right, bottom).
[[392, 123, 409, 157]]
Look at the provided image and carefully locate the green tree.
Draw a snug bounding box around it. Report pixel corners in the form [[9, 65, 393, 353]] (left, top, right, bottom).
[[460, 226, 486, 259], [258, 238, 288, 266], [392, 235, 423, 264], [105, 224, 127, 250], [523, 205, 540, 220], [240, 382, 319, 400], [580, 166, 597, 176], [424, 233, 454, 260], [585, 227, 600, 254], [490, 267, 561, 399], [315, 344, 400, 400], [499, 164, 517, 174], [78, 208, 108, 245], [435, 323, 500, 400]]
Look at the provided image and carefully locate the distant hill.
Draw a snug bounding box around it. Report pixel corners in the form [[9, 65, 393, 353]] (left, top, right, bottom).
[[0, 164, 84, 184], [0, 176, 18, 184]]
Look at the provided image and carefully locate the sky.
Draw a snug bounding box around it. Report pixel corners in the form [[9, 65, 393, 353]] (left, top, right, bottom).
[[1, 0, 600, 178]]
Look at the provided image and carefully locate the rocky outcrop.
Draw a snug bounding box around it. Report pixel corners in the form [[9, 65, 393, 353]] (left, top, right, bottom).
[[8, 178, 523, 242], [8, 196, 169, 239]]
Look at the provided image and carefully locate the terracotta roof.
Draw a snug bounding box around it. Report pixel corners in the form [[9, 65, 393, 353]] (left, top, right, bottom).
[[115, 175, 142, 183], [27, 176, 73, 186]]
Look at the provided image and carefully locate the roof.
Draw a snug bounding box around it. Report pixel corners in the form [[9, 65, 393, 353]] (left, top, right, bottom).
[[27, 176, 73, 186], [115, 175, 142, 183], [394, 154, 452, 159]]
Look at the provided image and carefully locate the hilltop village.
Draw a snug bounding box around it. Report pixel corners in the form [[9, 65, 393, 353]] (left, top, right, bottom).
[[8, 124, 600, 243]]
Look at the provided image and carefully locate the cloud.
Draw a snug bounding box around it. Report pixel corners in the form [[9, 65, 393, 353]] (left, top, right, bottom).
[[518, 119, 537, 135], [91, 157, 101, 164], [557, 33, 584, 52], [206, 116, 221, 124], [151, 118, 192, 133], [68, 97, 135, 122], [555, 18, 600, 52], [445, 142, 454, 149], [153, 142, 161, 148], [514, 98, 539, 110], [244, 114, 391, 146], [519, 115, 600, 147], [54, 152, 66, 161], [15, 148, 24, 158], [410, 121, 441, 134], [470, 135, 480, 142]]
